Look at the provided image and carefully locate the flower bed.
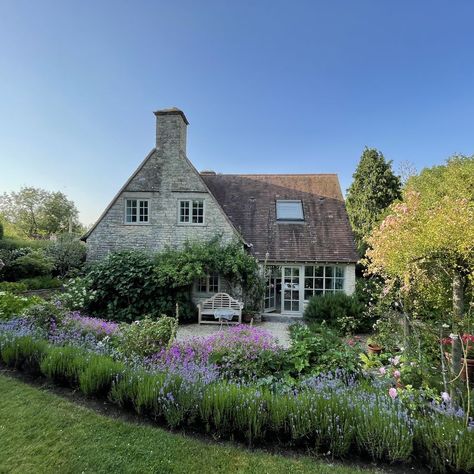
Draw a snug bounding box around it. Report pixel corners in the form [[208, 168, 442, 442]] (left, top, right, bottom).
[[1, 317, 473, 472]]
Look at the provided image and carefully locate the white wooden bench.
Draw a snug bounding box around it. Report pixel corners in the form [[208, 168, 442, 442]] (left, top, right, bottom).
[[198, 292, 243, 325]]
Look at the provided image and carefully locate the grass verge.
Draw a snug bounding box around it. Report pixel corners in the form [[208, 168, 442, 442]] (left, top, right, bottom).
[[0, 373, 384, 474]]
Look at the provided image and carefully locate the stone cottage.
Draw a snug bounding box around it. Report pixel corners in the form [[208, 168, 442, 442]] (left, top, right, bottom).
[[82, 108, 358, 317]]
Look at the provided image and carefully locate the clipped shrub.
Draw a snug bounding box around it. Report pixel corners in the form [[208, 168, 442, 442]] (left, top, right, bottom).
[[8, 250, 54, 280], [304, 292, 365, 335], [0, 292, 42, 320], [46, 234, 86, 277], [20, 276, 62, 290], [79, 355, 125, 396], [119, 316, 178, 357], [0, 336, 48, 372], [40, 345, 88, 385], [22, 301, 65, 330], [0, 281, 27, 294]]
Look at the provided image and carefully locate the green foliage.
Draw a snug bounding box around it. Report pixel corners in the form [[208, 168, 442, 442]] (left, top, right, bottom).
[[118, 316, 178, 357], [0, 336, 48, 372], [416, 412, 474, 473], [40, 345, 88, 385], [46, 234, 86, 277], [0, 237, 51, 251], [87, 250, 164, 321], [0, 221, 3, 240], [19, 276, 62, 290], [303, 292, 365, 335], [84, 238, 261, 322], [0, 292, 43, 320], [22, 301, 65, 330], [59, 276, 97, 310], [346, 148, 401, 255], [0, 281, 27, 294], [0, 186, 82, 238], [78, 355, 125, 396], [7, 250, 54, 280], [286, 323, 362, 376]]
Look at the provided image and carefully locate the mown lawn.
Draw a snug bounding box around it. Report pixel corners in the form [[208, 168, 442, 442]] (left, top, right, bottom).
[[0, 373, 386, 474]]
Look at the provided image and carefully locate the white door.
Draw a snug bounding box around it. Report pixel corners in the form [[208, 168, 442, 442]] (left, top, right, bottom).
[[282, 266, 301, 313]]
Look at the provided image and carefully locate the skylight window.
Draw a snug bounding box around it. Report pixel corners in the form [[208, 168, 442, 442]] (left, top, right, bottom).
[[276, 200, 304, 221]]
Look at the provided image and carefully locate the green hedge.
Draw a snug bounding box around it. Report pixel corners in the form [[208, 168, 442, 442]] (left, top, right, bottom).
[[0, 336, 473, 473]]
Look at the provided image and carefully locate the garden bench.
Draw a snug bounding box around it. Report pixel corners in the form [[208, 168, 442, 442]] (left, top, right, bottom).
[[198, 292, 243, 325]]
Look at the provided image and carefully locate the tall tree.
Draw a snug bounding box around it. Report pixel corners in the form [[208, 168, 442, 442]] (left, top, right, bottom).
[[0, 187, 81, 238], [366, 156, 474, 396], [346, 148, 401, 256]]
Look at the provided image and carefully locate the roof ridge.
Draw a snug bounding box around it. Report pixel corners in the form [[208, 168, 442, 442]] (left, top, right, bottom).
[[202, 173, 339, 177]]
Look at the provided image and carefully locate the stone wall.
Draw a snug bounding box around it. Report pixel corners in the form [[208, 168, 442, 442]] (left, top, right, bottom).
[[86, 111, 239, 260]]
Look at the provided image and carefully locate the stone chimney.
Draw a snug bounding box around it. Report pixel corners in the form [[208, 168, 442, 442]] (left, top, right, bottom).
[[153, 108, 189, 156]]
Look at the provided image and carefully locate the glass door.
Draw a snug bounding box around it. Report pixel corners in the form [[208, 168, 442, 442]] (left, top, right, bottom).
[[282, 266, 300, 313]]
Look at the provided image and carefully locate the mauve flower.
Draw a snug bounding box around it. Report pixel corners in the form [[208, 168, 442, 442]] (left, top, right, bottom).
[[388, 387, 397, 399], [393, 370, 401, 379], [379, 367, 386, 375]]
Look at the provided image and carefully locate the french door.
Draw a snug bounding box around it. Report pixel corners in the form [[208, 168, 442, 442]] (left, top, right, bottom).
[[282, 266, 300, 313]]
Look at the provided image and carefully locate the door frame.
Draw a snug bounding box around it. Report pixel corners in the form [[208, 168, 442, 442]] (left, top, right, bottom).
[[281, 265, 302, 314]]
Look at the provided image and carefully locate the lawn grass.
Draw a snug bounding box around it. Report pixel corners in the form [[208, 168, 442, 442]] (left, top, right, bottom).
[[0, 373, 385, 474]]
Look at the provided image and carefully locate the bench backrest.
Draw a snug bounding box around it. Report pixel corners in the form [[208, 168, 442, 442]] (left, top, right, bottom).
[[200, 292, 243, 310]]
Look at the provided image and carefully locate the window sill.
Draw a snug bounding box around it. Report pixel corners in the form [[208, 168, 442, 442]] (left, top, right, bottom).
[[177, 223, 206, 227], [123, 222, 151, 226]]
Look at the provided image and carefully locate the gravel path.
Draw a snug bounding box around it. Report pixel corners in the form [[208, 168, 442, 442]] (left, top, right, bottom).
[[176, 321, 292, 348]]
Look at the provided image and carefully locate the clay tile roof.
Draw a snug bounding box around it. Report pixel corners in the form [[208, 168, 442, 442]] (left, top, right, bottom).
[[200, 173, 359, 263]]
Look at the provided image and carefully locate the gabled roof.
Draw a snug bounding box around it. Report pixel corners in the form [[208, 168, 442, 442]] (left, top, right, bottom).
[[201, 173, 359, 263]]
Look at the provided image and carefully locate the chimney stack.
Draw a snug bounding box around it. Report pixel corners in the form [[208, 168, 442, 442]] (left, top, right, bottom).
[[153, 108, 189, 156]]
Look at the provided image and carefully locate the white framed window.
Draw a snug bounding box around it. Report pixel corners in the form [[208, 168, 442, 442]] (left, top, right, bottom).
[[276, 200, 304, 221], [196, 273, 219, 294], [125, 199, 149, 224], [179, 199, 204, 224], [304, 265, 344, 299]]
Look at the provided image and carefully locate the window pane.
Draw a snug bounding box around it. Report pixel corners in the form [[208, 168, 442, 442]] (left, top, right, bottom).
[[197, 277, 207, 293], [208, 274, 219, 293], [139, 200, 149, 222], [304, 266, 314, 277], [335, 267, 344, 278], [315, 266, 324, 277], [325, 266, 334, 277], [126, 199, 137, 223], [325, 277, 334, 290], [315, 278, 324, 290], [304, 277, 313, 289], [192, 200, 204, 223], [335, 279, 344, 290], [304, 289, 313, 300], [276, 200, 304, 220], [180, 201, 190, 223]]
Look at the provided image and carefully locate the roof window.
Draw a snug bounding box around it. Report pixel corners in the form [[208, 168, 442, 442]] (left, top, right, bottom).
[[276, 200, 304, 221]]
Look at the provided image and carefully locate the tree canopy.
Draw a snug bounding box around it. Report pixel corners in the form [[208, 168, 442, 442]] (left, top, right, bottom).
[[366, 156, 474, 319], [0, 187, 82, 239], [346, 148, 401, 255]]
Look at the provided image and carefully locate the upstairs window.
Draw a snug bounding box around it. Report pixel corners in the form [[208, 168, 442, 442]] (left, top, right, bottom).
[[276, 200, 304, 221], [196, 273, 219, 293], [125, 199, 149, 224], [179, 199, 204, 224]]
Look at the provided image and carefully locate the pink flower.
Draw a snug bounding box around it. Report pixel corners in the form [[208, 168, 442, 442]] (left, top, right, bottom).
[[441, 392, 451, 403], [388, 387, 398, 399], [393, 370, 401, 379], [390, 356, 400, 366], [379, 367, 386, 375]]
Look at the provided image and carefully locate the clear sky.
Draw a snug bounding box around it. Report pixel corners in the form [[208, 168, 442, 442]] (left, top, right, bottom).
[[1, 1, 473, 226]]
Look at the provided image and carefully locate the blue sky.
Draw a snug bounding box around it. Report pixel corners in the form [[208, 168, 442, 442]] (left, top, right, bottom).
[[1, 1, 473, 225]]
